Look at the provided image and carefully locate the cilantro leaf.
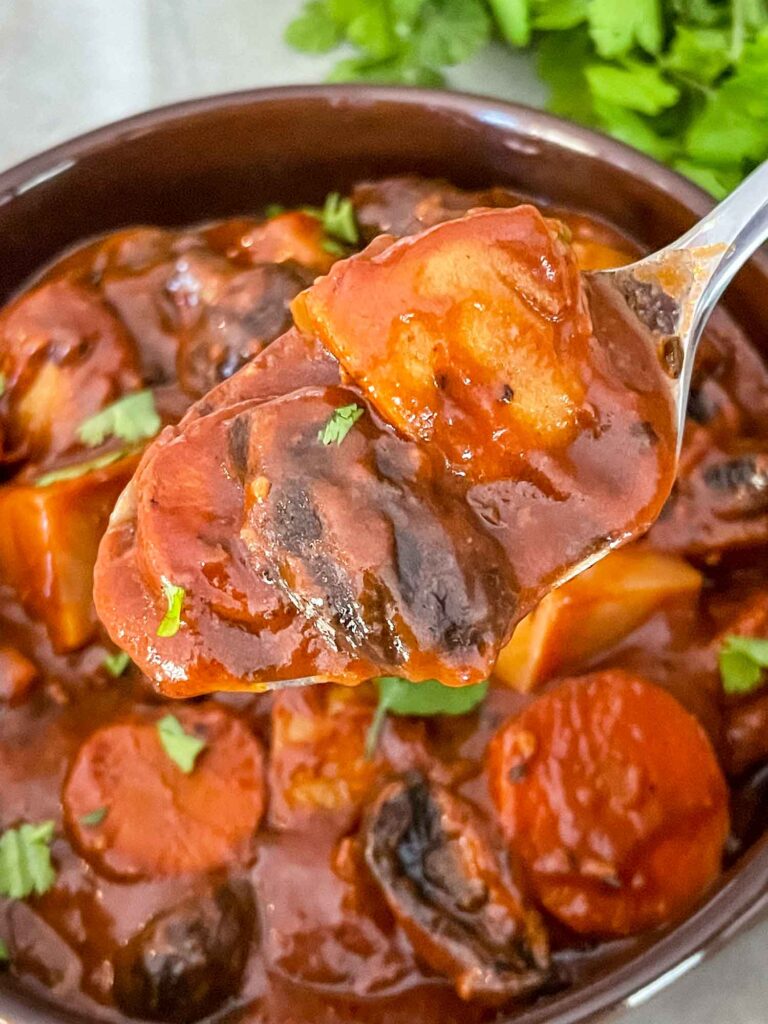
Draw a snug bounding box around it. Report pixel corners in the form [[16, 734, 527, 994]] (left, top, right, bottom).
[[285, 0, 768, 197], [673, 159, 743, 198], [0, 821, 56, 900], [390, 0, 429, 30], [77, 390, 160, 448], [588, 0, 664, 58], [327, 52, 445, 84], [593, 100, 677, 161], [665, 26, 732, 84], [531, 0, 588, 31], [347, 1, 398, 58], [414, 0, 491, 67], [719, 634, 768, 695], [586, 61, 681, 115], [156, 577, 185, 638], [303, 192, 360, 250], [103, 650, 131, 678], [322, 237, 348, 255], [685, 29, 768, 166], [79, 807, 108, 828], [264, 203, 286, 219], [0, 938, 8, 963], [537, 28, 595, 121], [318, 403, 364, 444], [320, 192, 359, 244], [327, 0, 369, 24], [488, 0, 531, 47], [35, 449, 127, 488], [156, 715, 206, 773], [668, 0, 729, 27], [365, 676, 488, 756], [285, 0, 342, 52], [375, 675, 489, 715]]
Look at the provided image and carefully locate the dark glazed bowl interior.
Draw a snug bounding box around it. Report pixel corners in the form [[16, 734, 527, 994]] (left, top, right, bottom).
[[0, 85, 766, 1024]]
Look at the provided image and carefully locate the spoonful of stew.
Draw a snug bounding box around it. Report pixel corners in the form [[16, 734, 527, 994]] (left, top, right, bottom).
[[94, 163, 768, 697]]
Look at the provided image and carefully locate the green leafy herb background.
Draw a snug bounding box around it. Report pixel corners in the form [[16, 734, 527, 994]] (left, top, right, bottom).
[[286, 0, 768, 198]]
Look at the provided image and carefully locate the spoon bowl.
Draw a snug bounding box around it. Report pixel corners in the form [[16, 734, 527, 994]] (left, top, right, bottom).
[[587, 158, 768, 449]]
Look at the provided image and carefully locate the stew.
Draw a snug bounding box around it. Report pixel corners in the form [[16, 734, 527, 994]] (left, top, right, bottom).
[[93, 204, 675, 695], [0, 176, 767, 1024]]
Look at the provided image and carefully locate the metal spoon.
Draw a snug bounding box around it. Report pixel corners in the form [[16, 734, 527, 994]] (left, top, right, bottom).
[[585, 158, 768, 451]]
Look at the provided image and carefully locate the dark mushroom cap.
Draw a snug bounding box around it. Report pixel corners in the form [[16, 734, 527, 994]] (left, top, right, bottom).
[[112, 881, 255, 1023], [363, 772, 550, 1006]]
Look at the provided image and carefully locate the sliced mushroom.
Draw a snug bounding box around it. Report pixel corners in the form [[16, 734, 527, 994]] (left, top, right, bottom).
[[362, 773, 550, 1006], [651, 444, 768, 554], [112, 882, 254, 1023]]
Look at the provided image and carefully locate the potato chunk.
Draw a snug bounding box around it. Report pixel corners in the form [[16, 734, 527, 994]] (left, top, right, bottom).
[[293, 206, 592, 480], [495, 548, 702, 691], [268, 684, 382, 828], [0, 454, 137, 651]]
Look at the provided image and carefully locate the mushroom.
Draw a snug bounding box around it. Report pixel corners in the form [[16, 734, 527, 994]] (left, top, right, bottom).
[[362, 773, 550, 1006], [112, 882, 254, 1023]]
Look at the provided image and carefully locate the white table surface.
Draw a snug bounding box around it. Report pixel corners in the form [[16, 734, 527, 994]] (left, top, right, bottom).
[[1, 1, 765, 1020]]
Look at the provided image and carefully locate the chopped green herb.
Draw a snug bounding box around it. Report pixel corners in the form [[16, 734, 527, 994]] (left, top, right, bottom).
[[35, 449, 126, 488], [284, 0, 342, 51], [103, 650, 131, 678], [490, 0, 531, 45], [320, 192, 359, 245], [664, 25, 732, 84], [0, 821, 56, 900], [156, 715, 206, 774], [265, 203, 287, 219], [77, 390, 160, 448], [285, 2, 768, 197], [321, 237, 348, 256], [365, 676, 489, 757], [719, 634, 768, 695], [0, 372, 6, 398], [587, 0, 663, 59], [79, 807, 108, 828], [304, 192, 360, 252], [318, 403, 364, 445], [411, 0, 491, 67], [531, 0, 588, 32], [0, 938, 8, 963], [585, 62, 680, 116], [156, 577, 185, 638]]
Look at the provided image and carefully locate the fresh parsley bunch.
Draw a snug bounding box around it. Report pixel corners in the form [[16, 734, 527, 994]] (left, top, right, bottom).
[[285, 0, 768, 197]]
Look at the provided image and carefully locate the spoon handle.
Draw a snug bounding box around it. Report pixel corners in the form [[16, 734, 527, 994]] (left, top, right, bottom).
[[669, 158, 768, 331]]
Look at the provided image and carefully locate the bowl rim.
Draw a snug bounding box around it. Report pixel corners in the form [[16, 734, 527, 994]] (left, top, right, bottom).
[[0, 83, 742, 223], [0, 83, 766, 1024]]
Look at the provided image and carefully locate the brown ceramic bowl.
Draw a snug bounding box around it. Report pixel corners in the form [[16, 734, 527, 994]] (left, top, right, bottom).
[[0, 85, 766, 1024]]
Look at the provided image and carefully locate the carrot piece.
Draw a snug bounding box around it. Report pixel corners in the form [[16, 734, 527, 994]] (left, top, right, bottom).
[[0, 647, 38, 703], [63, 705, 265, 879], [488, 670, 729, 937]]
